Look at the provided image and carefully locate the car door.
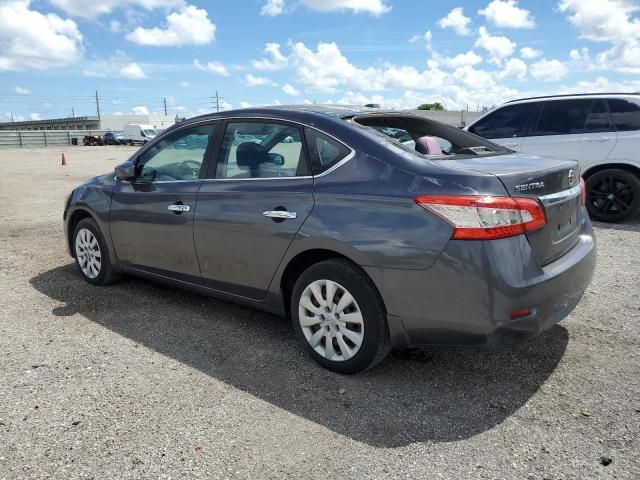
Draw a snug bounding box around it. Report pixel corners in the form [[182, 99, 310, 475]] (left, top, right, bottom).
[[109, 122, 218, 283], [607, 98, 640, 166], [466, 102, 537, 151], [194, 119, 315, 300], [519, 99, 617, 168]]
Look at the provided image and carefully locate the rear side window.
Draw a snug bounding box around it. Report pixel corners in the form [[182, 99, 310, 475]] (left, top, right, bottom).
[[532, 99, 600, 136], [608, 99, 640, 131], [468, 103, 535, 139], [304, 127, 351, 174]]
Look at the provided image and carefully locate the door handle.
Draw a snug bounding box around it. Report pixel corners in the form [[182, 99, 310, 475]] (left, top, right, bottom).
[[168, 204, 191, 213], [263, 210, 297, 219], [585, 137, 611, 142]]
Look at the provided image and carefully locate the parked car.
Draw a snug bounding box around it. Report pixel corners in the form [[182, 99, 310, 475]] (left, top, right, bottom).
[[465, 93, 640, 222], [82, 135, 103, 146], [63, 106, 596, 373], [123, 123, 158, 145], [103, 132, 125, 145]]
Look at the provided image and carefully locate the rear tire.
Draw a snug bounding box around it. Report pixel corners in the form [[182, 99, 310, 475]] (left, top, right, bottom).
[[585, 168, 640, 222], [291, 259, 391, 374], [72, 218, 120, 286]]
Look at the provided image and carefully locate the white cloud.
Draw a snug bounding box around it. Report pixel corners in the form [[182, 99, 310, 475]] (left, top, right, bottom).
[[441, 51, 482, 68], [500, 58, 528, 80], [261, 0, 390, 16], [109, 19, 122, 32], [0, 0, 83, 71], [474, 27, 516, 64], [261, 0, 284, 16], [520, 46, 542, 59], [559, 0, 640, 74], [132, 105, 150, 115], [119, 62, 146, 79], [30, 112, 41, 120], [245, 74, 277, 86], [127, 5, 215, 46], [179, 80, 191, 87], [530, 58, 568, 81], [252, 43, 289, 70], [239, 101, 252, 108], [409, 31, 432, 50], [193, 59, 229, 76], [479, 0, 535, 29], [15, 86, 32, 95], [282, 83, 301, 96], [437, 7, 472, 36], [50, 0, 184, 18]]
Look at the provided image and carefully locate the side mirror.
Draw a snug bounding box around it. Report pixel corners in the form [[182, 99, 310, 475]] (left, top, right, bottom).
[[115, 161, 135, 181]]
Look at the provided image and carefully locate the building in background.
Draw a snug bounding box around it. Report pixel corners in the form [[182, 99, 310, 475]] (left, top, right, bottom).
[[0, 114, 176, 132]]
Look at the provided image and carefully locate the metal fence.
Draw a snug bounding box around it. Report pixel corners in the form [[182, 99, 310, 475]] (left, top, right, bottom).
[[0, 130, 112, 148]]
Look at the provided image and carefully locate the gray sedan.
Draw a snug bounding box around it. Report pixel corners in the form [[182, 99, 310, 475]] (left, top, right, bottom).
[[63, 105, 596, 373]]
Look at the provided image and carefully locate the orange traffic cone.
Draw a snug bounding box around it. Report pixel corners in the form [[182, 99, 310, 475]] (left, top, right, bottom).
[[61, 153, 67, 166]]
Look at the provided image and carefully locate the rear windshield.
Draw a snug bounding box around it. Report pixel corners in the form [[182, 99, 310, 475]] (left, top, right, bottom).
[[351, 114, 510, 158]]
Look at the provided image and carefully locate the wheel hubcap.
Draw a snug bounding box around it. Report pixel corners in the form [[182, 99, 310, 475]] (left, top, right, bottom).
[[588, 175, 633, 217], [298, 279, 364, 362], [75, 228, 102, 279]]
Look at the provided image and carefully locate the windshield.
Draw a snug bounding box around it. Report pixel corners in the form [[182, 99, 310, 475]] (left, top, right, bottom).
[[352, 114, 510, 158], [143, 129, 157, 136]]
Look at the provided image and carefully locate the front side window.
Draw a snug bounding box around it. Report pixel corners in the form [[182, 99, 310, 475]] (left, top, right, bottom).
[[216, 121, 309, 179], [136, 123, 216, 182], [468, 103, 535, 139], [608, 99, 640, 132], [304, 127, 351, 174]]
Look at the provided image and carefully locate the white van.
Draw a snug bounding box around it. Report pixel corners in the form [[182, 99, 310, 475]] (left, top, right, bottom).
[[123, 124, 158, 145], [465, 93, 640, 222]]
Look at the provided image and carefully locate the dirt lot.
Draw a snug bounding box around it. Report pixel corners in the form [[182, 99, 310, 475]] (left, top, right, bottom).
[[1, 147, 639, 479]]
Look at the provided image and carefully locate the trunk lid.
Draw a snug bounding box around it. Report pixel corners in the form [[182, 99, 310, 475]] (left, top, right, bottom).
[[434, 153, 582, 266]]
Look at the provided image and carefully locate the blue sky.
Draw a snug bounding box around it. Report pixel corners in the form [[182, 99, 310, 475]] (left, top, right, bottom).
[[1, 0, 639, 121]]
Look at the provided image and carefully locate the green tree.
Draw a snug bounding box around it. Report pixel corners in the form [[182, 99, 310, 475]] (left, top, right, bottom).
[[417, 102, 445, 111]]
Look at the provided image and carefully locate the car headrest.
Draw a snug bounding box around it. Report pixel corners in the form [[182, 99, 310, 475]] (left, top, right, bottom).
[[236, 142, 269, 170], [415, 136, 442, 155]]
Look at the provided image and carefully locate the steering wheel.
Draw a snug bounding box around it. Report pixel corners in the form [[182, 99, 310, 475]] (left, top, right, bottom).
[[177, 159, 202, 177]]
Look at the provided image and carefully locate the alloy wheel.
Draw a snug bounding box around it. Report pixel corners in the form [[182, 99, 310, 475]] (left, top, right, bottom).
[[298, 279, 364, 362], [75, 228, 102, 279], [587, 174, 634, 219]]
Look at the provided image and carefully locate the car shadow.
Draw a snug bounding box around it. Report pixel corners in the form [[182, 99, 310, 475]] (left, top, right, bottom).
[[30, 264, 569, 448], [592, 217, 640, 233]]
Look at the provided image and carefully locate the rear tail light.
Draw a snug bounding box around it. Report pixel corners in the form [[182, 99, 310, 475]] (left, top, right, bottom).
[[580, 177, 586, 206], [415, 195, 547, 240]]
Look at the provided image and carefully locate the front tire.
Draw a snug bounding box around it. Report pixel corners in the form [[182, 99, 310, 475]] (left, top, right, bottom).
[[586, 168, 640, 222], [291, 259, 391, 374], [72, 218, 120, 285]]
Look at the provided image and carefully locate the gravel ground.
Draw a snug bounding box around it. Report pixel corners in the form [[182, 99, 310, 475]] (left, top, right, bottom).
[[0, 147, 638, 479]]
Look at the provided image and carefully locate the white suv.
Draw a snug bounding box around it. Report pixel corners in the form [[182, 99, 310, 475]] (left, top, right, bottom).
[[465, 93, 640, 222]]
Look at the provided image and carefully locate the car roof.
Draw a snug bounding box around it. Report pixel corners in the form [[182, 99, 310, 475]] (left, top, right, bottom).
[[505, 92, 640, 104], [181, 104, 395, 124]]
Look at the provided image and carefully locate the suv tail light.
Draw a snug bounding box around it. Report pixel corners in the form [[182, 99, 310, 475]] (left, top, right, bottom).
[[415, 195, 547, 240]]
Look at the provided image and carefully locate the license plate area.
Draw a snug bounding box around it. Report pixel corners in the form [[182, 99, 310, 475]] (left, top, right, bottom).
[[548, 196, 581, 244]]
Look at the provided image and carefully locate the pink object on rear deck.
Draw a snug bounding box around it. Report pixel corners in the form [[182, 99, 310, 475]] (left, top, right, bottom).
[[415, 136, 442, 155]]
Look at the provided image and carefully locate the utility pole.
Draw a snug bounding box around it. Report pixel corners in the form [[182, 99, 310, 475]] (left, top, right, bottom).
[[95, 90, 101, 120], [71, 107, 75, 118], [163, 97, 168, 115], [210, 91, 222, 112], [11, 112, 15, 123]]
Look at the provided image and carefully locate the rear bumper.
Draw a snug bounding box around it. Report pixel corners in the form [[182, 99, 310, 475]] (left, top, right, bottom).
[[366, 213, 596, 349]]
